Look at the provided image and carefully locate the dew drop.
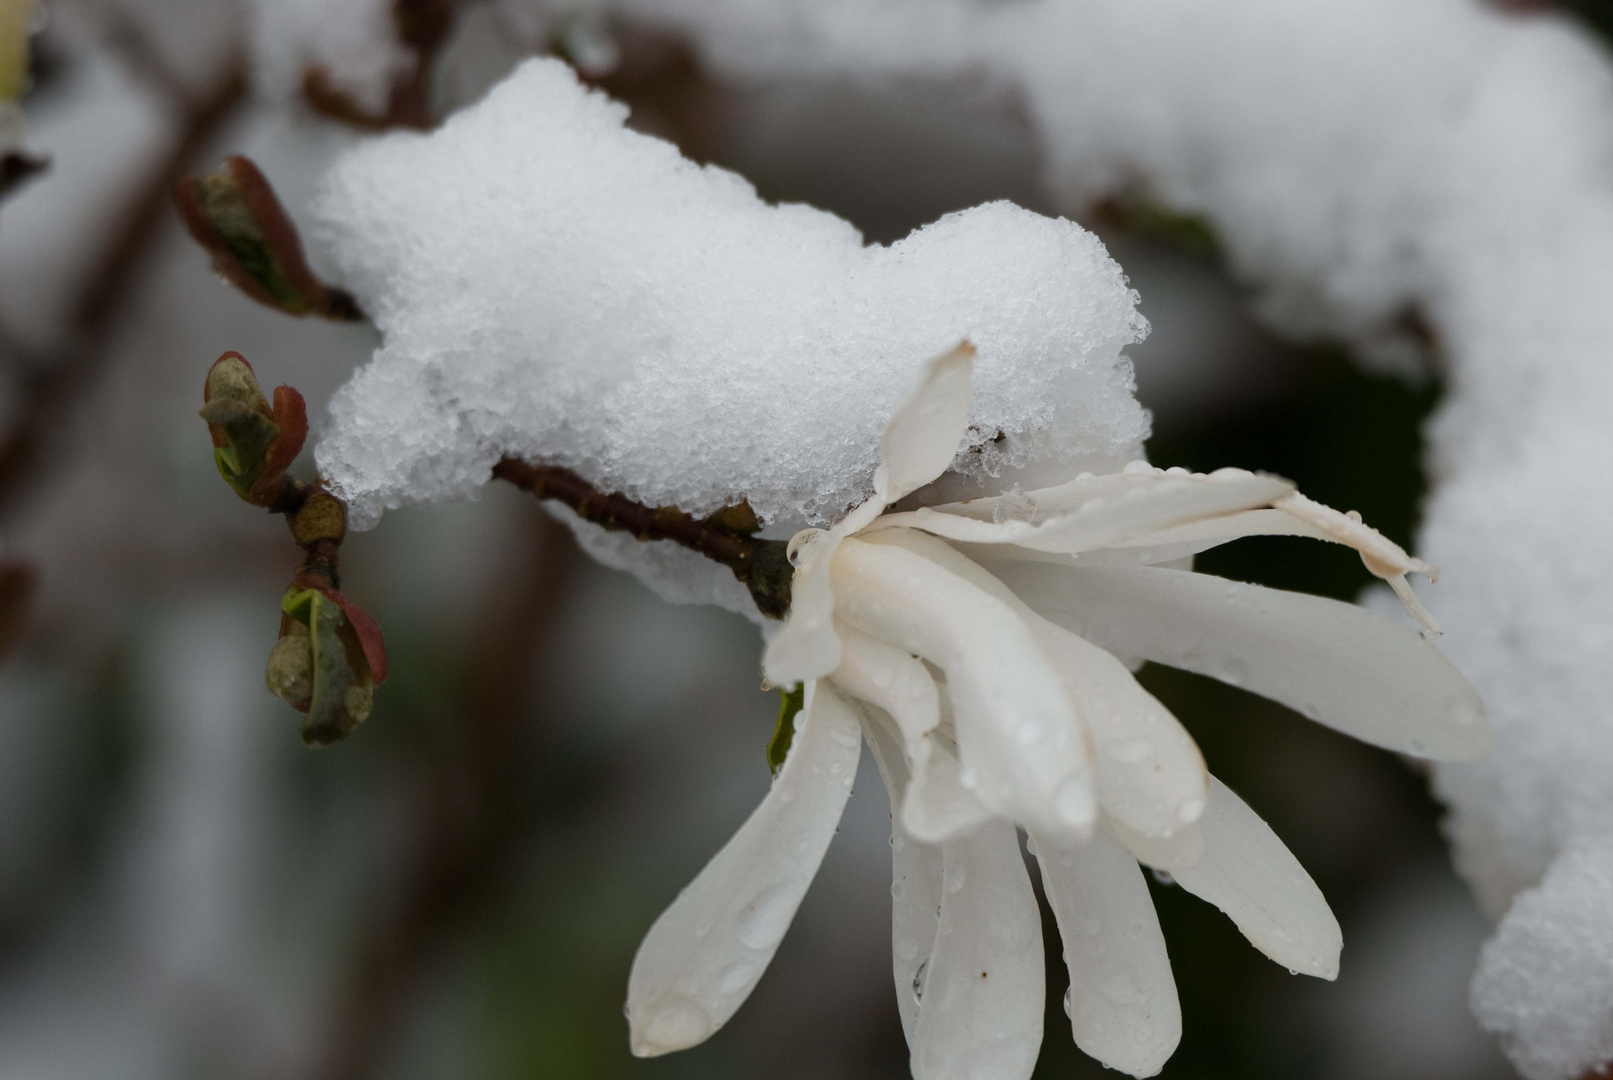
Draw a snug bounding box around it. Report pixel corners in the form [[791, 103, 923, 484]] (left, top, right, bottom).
[[1151, 868, 1176, 887], [718, 962, 759, 995], [638, 996, 713, 1052], [1055, 775, 1096, 828], [735, 885, 795, 949], [1062, 986, 1073, 1018]]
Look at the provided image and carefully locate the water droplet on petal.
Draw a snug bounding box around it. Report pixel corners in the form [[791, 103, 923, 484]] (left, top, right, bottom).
[[636, 996, 713, 1053], [1054, 775, 1095, 828], [735, 885, 796, 949], [718, 962, 760, 995]]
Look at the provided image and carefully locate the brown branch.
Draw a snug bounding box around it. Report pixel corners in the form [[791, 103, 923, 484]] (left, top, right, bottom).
[[491, 456, 793, 618], [303, 0, 457, 131], [0, 58, 249, 519]]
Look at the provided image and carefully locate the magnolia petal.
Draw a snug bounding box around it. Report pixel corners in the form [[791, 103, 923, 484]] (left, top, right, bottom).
[[876, 342, 976, 504], [859, 702, 945, 1045], [1098, 507, 1333, 561], [874, 468, 1292, 555], [832, 621, 941, 767], [911, 820, 1044, 1080], [905, 730, 997, 843], [1032, 829, 1181, 1077], [1171, 777, 1341, 979], [831, 537, 1096, 842], [626, 681, 862, 1056], [861, 528, 1205, 839], [1273, 492, 1436, 581], [1107, 817, 1205, 872], [985, 561, 1490, 762], [762, 529, 843, 686], [1029, 620, 1207, 838]]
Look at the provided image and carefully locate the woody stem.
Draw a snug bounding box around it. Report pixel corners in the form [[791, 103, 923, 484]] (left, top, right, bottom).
[[489, 457, 792, 618]]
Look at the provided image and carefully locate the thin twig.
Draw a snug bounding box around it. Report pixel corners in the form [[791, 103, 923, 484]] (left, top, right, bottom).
[[492, 456, 792, 617]]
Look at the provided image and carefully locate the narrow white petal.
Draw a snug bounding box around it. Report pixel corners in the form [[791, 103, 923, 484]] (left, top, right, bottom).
[[911, 820, 1044, 1080], [857, 700, 945, 1045], [1029, 620, 1207, 838], [1091, 506, 1334, 564], [762, 529, 842, 686], [626, 681, 862, 1056], [873, 468, 1291, 555], [832, 622, 941, 764], [1273, 492, 1436, 582], [1171, 777, 1341, 979], [831, 537, 1096, 843], [904, 730, 997, 843], [861, 528, 1206, 839], [876, 342, 976, 504], [1107, 817, 1205, 872], [1032, 829, 1181, 1078], [985, 561, 1490, 762]]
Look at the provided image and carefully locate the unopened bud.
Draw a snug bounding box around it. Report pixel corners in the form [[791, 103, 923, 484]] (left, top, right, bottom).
[[175, 156, 362, 321], [199, 351, 308, 506], [274, 584, 387, 747]]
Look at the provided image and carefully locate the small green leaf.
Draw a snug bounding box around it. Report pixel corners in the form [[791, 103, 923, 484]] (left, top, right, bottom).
[[767, 683, 805, 776]]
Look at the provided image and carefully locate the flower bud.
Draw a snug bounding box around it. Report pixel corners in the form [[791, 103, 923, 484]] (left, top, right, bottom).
[[271, 583, 388, 747], [199, 351, 308, 506], [175, 156, 362, 320]]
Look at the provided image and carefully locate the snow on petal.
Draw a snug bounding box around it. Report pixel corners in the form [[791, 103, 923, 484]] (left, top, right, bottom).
[[987, 561, 1490, 762], [1171, 777, 1341, 980], [862, 526, 1206, 838], [911, 819, 1044, 1080], [1032, 829, 1181, 1078], [830, 536, 1096, 842], [626, 680, 862, 1056], [875, 342, 976, 504], [859, 702, 945, 1046]]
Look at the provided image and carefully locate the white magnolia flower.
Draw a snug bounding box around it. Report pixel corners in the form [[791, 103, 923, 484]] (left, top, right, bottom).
[[626, 344, 1488, 1078]]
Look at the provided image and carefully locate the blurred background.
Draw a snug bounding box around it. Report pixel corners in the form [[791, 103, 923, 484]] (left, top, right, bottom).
[[5, 2, 1607, 1077]]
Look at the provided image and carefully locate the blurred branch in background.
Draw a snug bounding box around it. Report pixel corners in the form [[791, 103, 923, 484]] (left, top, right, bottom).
[[0, 53, 245, 518], [313, 509, 581, 1080]]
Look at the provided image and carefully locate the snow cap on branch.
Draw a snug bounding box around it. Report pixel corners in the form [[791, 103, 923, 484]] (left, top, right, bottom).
[[311, 58, 1149, 590]]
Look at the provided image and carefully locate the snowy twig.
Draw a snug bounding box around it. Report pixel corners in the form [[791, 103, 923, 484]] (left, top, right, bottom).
[[491, 456, 794, 618]]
